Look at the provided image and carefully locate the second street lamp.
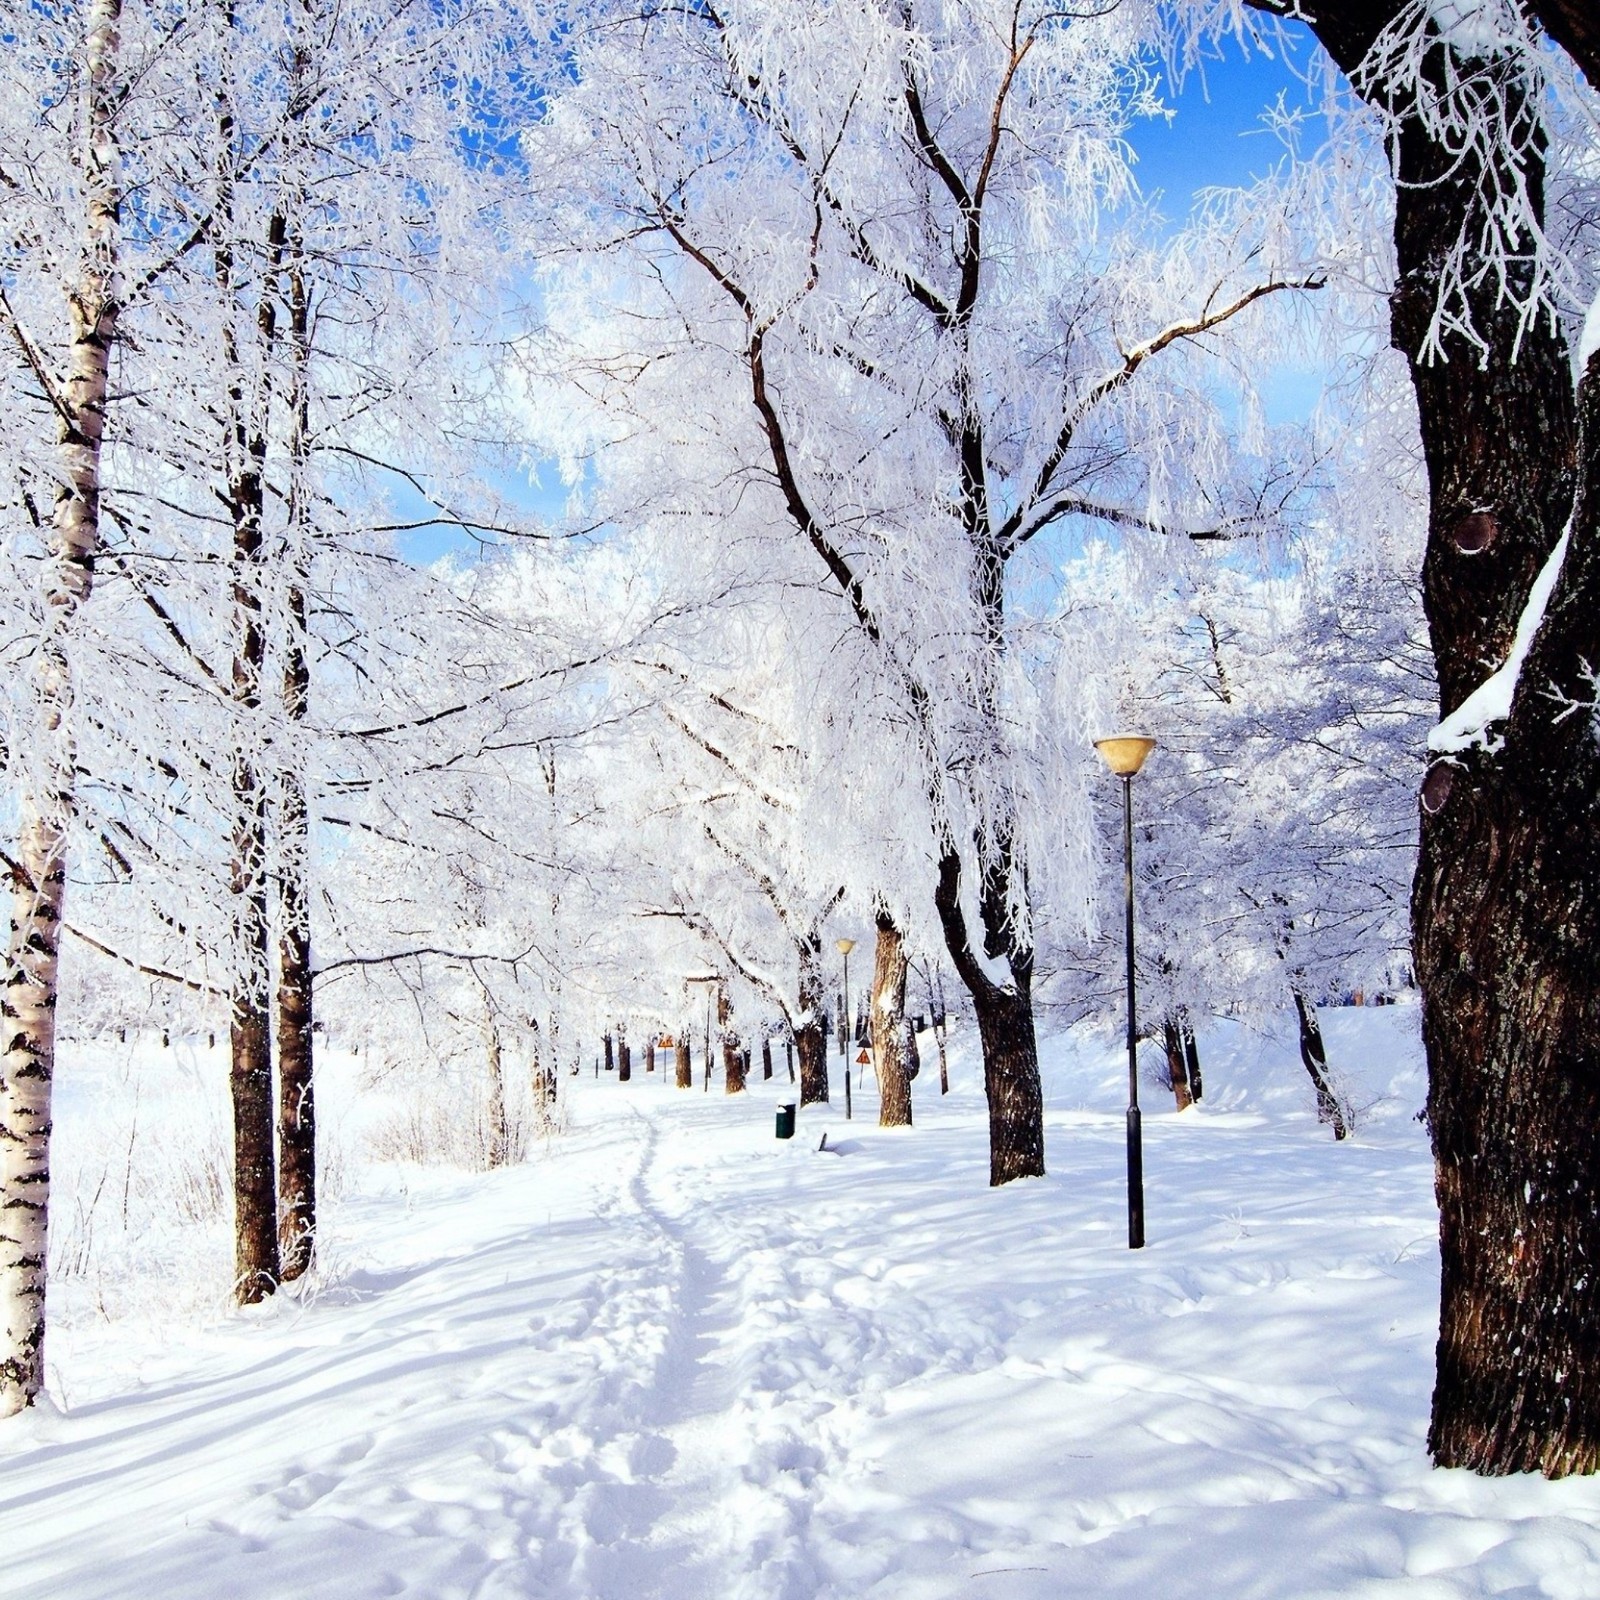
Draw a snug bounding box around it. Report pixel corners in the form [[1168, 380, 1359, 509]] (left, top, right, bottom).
[[1095, 734, 1156, 1250], [836, 937, 856, 1121]]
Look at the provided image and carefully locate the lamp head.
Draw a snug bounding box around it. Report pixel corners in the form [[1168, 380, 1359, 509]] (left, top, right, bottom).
[[836, 937, 856, 956], [1094, 735, 1156, 778]]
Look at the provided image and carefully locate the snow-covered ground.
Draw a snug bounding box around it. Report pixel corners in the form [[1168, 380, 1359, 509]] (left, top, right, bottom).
[[7, 1006, 1600, 1599]]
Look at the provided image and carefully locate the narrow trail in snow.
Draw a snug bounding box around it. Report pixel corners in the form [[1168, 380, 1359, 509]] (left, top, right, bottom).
[[555, 1107, 822, 1599]]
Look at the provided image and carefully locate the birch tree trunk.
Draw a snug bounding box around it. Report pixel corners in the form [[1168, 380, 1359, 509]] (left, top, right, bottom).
[[870, 912, 912, 1127], [0, 0, 123, 1416]]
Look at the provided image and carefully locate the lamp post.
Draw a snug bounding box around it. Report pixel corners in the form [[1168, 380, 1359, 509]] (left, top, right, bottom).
[[836, 937, 856, 1121], [1095, 735, 1156, 1250]]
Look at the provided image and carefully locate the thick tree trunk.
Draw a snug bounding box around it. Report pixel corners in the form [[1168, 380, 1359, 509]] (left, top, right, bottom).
[[761, 1035, 772, 1081], [934, 850, 1043, 1184], [0, 0, 123, 1418], [1162, 1017, 1193, 1112], [675, 1036, 692, 1088], [1297, 0, 1600, 1476], [618, 1025, 630, 1084], [721, 1004, 744, 1094], [870, 911, 912, 1127], [603, 1032, 614, 1073]]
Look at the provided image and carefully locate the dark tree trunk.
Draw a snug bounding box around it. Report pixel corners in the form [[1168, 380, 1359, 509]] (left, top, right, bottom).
[[723, 1034, 745, 1094], [618, 1026, 631, 1084], [276, 870, 314, 1278], [1162, 1016, 1193, 1112], [217, 180, 282, 1306], [761, 1036, 772, 1080], [675, 1037, 692, 1089], [786, 1035, 795, 1083], [1292, 989, 1348, 1140], [1299, 0, 1600, 1475], [275, 226, 314, 1284], [796, 1024, 826, 1105], [603, 1032, 614, 1073], [870, 911, 912, 1127], [934, 851, 1043, 1184], [797, 937, 829, 1105], [275, 578, 314, 1281], [1183, 1021, 1202, 1102], [230, 995, 278, 1304], [645, 1036, 655, 1072]]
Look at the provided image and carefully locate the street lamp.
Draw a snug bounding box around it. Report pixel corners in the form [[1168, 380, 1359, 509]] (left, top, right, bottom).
[[1095, 734, 1156, 1250], [836, 937, 856, 1122]]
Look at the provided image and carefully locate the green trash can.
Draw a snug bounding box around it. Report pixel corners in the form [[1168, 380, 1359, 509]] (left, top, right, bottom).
[[775, 1102, 796, 1140]]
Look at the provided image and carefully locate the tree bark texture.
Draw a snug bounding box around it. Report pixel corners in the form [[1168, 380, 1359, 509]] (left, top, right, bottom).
[[675, 1037, 692, 1089], [275, 246, 314, 1283], [217, 142, 281, 1305], [1292, 989, 1348, 1140], [618, 1025, 631, 1084], [1301, 0, 1600, 1475], [720, 992, 744, 1094], [603, 1033, 614, 1073], [1162, 1017, 1194, 1112], [870, 912, 913, 1127], [761, 1036, 772, 1081], [0, 0, 124, 1417], [935, 851, 1043, 1184], [797, 939, 829, 1105], [1183, 1022, 1202, 1103]]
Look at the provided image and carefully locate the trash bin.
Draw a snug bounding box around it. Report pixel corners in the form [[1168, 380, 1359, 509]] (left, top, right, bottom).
[[775, 1102, 797, 1140]]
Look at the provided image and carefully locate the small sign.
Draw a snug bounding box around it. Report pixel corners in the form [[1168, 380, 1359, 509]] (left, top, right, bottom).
[[856, 1049, 870, 1065]]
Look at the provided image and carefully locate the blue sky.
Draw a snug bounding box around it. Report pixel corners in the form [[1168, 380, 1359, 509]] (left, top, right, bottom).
[[396, 26, 1333, 568]]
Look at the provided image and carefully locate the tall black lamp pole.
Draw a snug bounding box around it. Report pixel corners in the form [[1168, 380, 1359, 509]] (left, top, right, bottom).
[[836, 938, 855, 1121], [1095, 735, 1156, 1250]]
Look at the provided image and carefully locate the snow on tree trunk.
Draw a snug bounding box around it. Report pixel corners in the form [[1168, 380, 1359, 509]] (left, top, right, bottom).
[[485, 1020, 508, 1170], [870, 912, 912, 1128], [675, 1036, 692, 1089], [935, 850, 1043, 1184], [1291, 989, 1347, 1140], [797, 939, 828, 1106], [1299, 0, 1600, 1476], [719, 990, 744, 1094], [217, 160, 281, 1304], [0, 0, 123, 1414], [276, 248, 314, 1284], [1183, 1021, 1203, 1103]]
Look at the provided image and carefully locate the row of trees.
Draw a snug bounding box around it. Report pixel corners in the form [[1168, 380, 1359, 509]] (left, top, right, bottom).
[[1, 0, 1596, 1482]]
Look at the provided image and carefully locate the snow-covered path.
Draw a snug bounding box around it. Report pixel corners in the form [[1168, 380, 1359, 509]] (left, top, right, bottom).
[[6, 1012, 1600, 1599]]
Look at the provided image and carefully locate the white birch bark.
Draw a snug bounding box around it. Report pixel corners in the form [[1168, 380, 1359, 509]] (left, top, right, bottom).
[[0, 0, 122, 1415]]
